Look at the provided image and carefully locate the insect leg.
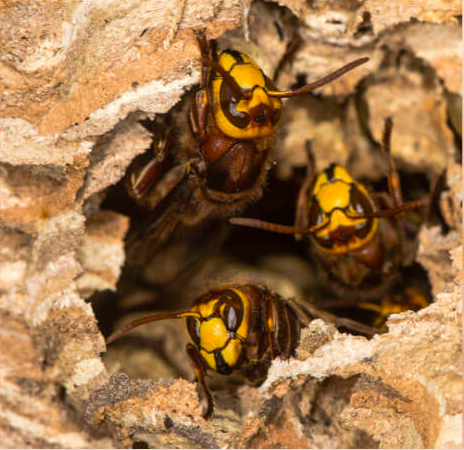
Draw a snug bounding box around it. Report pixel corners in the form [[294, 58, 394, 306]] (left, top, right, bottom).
[[372, 189, 408, 261], [142, 163, 190, 211], [318, 298, 362, 309], [189, 30, 213, 141], [186, 343, 214, 419], [190, 90, 209, 142], [272, 32, 302, 84], [381, 117, 403, 209], [127, 129, 174, 201], [424, 169, 447, 223], [194, 29, 212, 89], [286, 297, 381, 337], [294, 140, 316, 240]]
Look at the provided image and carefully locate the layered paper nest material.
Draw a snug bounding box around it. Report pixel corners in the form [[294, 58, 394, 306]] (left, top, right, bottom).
[[1, 1, 461, 448]]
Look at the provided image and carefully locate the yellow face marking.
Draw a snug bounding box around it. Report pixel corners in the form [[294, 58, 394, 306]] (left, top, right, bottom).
[[312, 166, 354, 195], [310, 166, 379, 254], [316, 181, 351, 212], [200, 350, 217, 371], [312, 172, 328, 195], [218, 52, 238, 72], [233, 86, 279, 138], [212, 51, 282, 140], [220, 339, 242, 368], [199, 317, 228, 352], [213, 84, 279, 139], [237, 86, 271, 111], [239, 53, 258, 66], [230, 64, 265, 90], [236, 86, 281, 127], [333, 165, 355, 183], [312, 204, 378, 254], [195, 299, 218, 318], [328, 209, 360, 230], [217, 52, 258, 72], [192, 286, 252, 372]]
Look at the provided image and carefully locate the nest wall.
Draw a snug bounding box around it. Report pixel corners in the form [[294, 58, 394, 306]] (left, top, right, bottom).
[[0, 1, 462, 448]]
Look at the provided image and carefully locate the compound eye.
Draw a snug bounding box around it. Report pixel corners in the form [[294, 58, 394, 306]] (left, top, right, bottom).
[[220, 291, 244, 332], [314, 233, 334, 249], [308, 200, 324, 228], [187, 317, 200, 346], [350, 185, 373, 216], [355, 219, 372, 239], [350, 185, 374, 239], [220, 80, 250, 129], [270, 107, 281, 126]]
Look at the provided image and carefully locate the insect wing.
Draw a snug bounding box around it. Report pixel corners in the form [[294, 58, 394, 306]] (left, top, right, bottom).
[[125, 179, 193, 266]]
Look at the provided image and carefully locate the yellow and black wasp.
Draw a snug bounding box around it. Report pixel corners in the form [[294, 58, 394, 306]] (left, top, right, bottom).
[[124, 30, 369, 266], [359, 284, 431, 330], [106, 284, 378, 419], [231, 118, 430, 301], [320, 263, 433, 331]]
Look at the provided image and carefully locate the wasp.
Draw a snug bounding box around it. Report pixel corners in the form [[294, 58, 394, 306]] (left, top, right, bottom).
[[360, 286, 431, 330], [231, 118, 430, 300], [125, 31, 369, 265], [322, 265, 433, 330], [106, 284, 378, 418]]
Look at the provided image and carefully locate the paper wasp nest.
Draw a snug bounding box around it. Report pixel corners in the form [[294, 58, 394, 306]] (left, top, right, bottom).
[[0, 1, 461, 448]]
